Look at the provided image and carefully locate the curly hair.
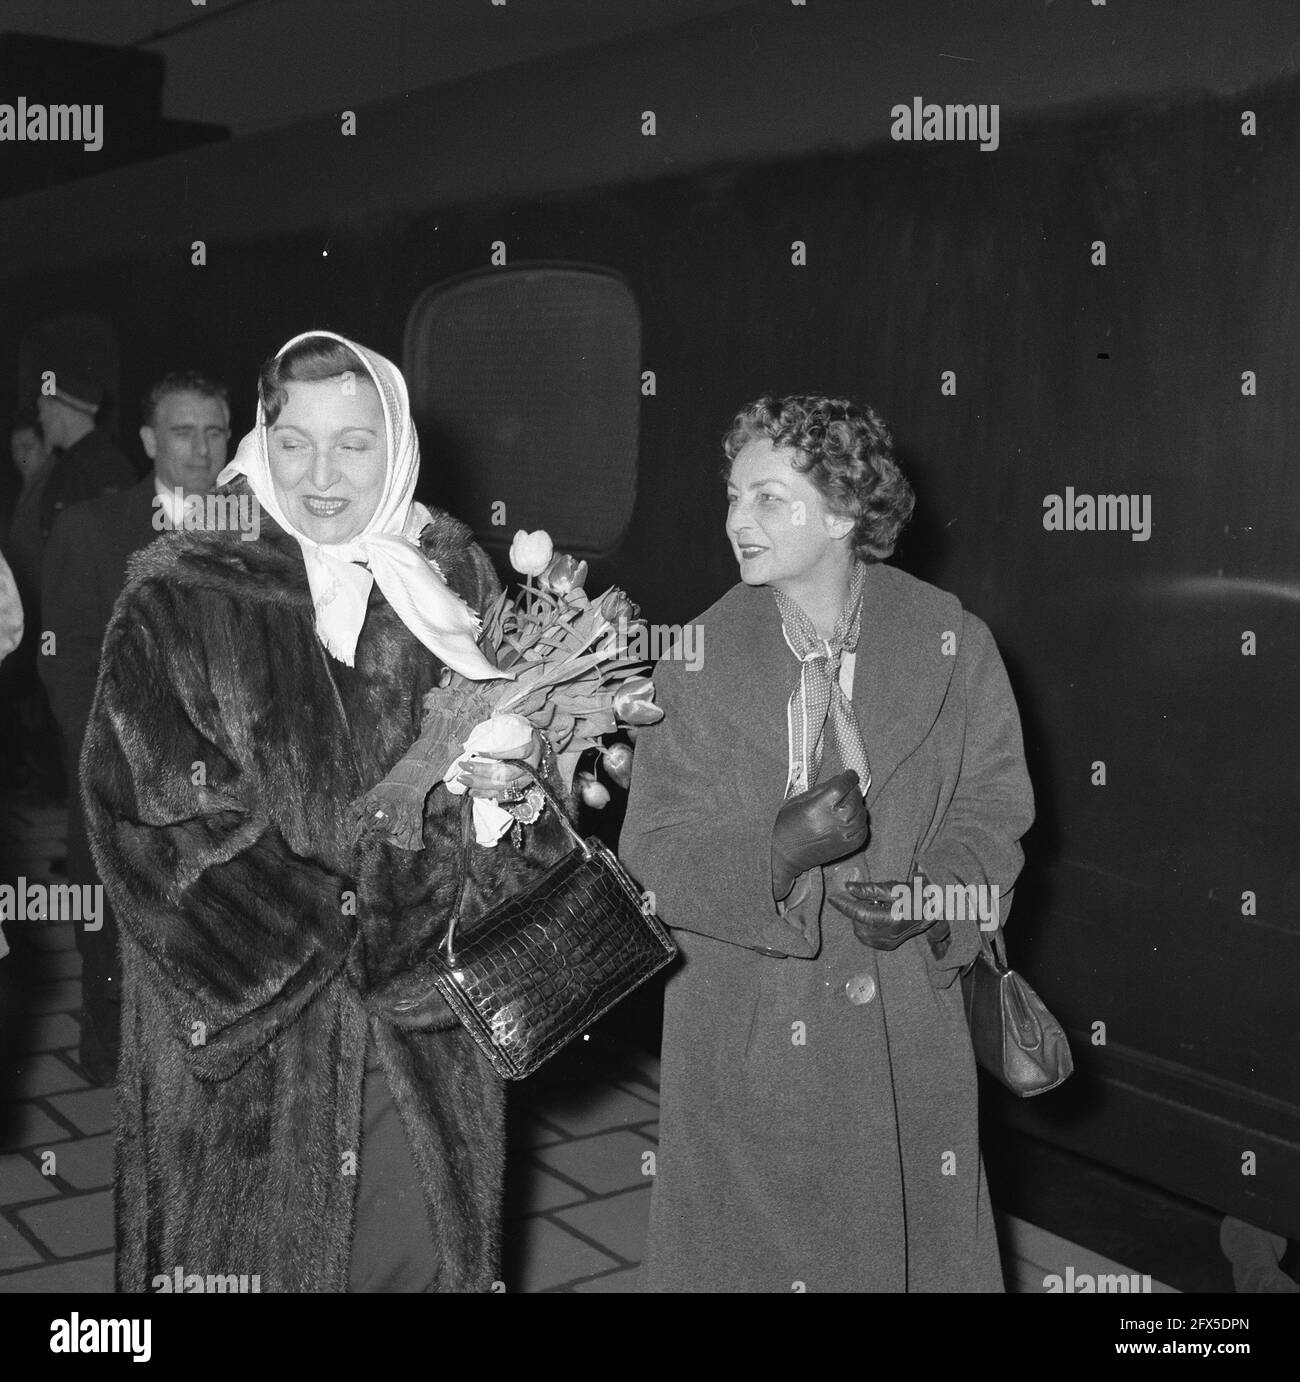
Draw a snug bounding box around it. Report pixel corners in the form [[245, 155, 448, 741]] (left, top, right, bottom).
[[721, 395, 915, 562], [258, 336, 371, 426]]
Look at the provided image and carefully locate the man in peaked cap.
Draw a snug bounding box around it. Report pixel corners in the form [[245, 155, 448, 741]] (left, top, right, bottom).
[[35, 355, 137, 549]]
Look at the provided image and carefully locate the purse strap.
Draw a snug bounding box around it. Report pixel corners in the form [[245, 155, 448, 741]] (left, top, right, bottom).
[[976, 924, 1010, 973], [494, 757, 590, 858], [441, 758, 583, 964]]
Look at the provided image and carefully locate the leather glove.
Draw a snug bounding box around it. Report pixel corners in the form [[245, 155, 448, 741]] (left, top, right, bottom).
[[771, 769, 869, 901], [828, 872, 951, 953]]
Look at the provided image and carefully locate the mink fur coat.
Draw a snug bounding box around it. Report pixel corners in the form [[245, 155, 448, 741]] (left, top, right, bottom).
[[619, 562, 1035, 1292], [81, 490, 571, 1292]]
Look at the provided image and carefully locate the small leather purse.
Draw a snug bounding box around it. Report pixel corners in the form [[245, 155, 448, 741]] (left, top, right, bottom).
[[961, 927, 1073, 1097], [429, 760, 677, 1080]]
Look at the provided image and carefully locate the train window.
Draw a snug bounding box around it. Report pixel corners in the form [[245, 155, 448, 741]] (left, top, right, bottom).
[[403, 264, 641, 559]]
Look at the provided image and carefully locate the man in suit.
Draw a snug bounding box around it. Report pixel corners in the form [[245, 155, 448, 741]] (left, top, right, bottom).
[[40, 371, 231, 1083]]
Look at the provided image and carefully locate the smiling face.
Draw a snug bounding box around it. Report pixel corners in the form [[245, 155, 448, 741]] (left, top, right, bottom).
[[725, 437, 855, 593], [267, 376, 387, 543]]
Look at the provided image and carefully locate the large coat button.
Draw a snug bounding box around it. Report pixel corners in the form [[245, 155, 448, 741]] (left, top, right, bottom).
[[845, 971, 877, 1005]]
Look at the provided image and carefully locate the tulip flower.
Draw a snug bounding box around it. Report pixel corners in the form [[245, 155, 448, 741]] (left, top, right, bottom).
[[464, 712, 535, 761], [576, 771, 611, 809], [613, 676, 664, 726], [541, 552, 588, 595], [602, 742, 634, 790], [594, 587, 633, 624], [508, 529, 554, 577]]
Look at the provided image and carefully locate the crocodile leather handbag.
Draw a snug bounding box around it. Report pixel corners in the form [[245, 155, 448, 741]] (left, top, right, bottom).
[[961, 927, 1073, 1097], [431, 760, 678, 1080]]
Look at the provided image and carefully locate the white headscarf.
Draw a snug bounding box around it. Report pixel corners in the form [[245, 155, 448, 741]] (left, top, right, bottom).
[[217, 329, 507, 680]]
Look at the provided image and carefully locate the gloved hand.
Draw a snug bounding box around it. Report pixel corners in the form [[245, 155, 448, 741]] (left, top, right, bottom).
[[828, 871, 951, 952], [771, 769, 869, 901]]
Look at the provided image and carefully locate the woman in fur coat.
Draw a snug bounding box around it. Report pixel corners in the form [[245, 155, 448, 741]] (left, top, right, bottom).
[[619, 395, 1035, 1292], [82, 330, 571, 1293]]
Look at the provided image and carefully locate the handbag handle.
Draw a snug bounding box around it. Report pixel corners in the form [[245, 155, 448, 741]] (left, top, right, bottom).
[[976, 923, 1010, 973], [491, 757, 591, 858], [441, 757, 585, 964]]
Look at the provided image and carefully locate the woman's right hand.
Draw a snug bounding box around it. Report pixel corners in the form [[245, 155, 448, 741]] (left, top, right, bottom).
[[771, 769, 869, 901]]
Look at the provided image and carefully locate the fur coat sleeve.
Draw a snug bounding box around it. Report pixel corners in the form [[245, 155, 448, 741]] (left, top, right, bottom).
[[84, 573, 355, 1081], [83, 514, 569, 1082]]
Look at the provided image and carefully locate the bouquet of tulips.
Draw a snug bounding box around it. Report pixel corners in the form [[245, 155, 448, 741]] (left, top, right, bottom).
[[351, 528, 663, 850]]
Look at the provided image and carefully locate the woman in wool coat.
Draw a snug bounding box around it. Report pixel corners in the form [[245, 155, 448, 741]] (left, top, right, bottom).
[[619, 394, 1035, 1292], [82, 330, 571, 1292]]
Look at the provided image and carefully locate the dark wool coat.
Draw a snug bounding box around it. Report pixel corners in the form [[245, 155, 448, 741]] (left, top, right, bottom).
[[42, 476, 164, 763], [619, 562, 1034, 1293], [41, 479, 165, 1061], [39, 428, 137, 542], [81, 489, 572, 1293]]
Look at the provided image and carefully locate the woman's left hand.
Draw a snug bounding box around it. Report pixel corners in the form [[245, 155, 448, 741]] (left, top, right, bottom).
[[456, 730, 543, 799], [827, 869, 950, 953]]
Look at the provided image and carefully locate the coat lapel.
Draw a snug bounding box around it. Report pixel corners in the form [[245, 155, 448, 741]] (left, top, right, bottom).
[[693, 565, 962, 797], [850, 562, 961, 804], [716, 586, 804, 774]]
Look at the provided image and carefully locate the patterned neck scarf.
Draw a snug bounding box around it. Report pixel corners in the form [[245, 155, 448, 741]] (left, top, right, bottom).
[[773, 561, 871, 799]]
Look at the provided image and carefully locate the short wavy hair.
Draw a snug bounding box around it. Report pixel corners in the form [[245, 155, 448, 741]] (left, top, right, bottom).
[[721, 395, 915, 561], [258, 336, 371, 426]]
